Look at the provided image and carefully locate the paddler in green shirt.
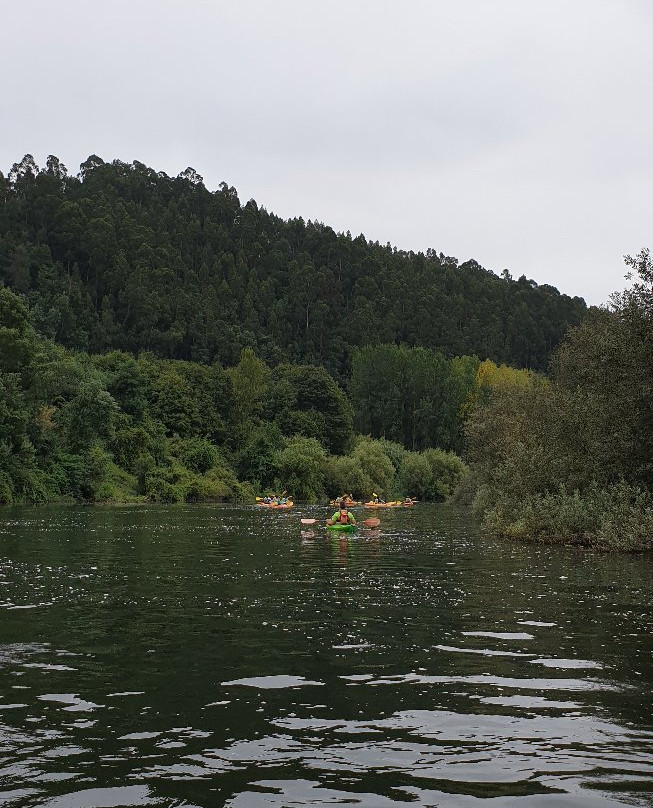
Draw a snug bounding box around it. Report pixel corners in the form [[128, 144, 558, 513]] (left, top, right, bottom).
[[326, 500, 357, 526]]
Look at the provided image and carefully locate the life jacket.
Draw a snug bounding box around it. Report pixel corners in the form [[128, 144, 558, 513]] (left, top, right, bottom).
[[338, 510, 349, 524]]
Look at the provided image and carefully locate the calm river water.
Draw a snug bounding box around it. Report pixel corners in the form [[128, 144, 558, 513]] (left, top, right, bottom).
[[0, 504, 652, 807]]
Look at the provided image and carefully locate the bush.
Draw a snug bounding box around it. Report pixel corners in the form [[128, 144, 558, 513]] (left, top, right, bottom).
[[172, 436, 219, 475], [147, 475, 182, 504], [423, 448, 468, 500], [376, 439, 409, 475], [274, 436, 326, 502], [399, 454, 433, 500], [324, 455, 369, 499], [110, 424, 157, 472], [351, 438, 395, 498], [0, 471, 13, 504], [201, 467, 254, 503], [482, 481, 653, 552]]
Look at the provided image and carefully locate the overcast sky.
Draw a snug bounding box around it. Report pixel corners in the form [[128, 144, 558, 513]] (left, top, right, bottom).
[[2, 0, 652, 305]]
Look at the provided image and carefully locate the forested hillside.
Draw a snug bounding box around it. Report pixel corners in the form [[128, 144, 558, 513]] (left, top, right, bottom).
[[0, 154, 587, 377]]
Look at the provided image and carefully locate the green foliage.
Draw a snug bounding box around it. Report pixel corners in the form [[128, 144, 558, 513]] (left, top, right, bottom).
[[483, 482, 653, 552], [350, 345, 477, 452], [0, 470, 13, 504], [274, 436, 326, 502], [237, 423, 283, 488], [350, 438, 395, 498], [398, 453, 433, 501], [374, 438, 409, 475], [423, 448, 469, 500], [56, 380, 118, 452], [324, 455, 369, 499], [226, 348, 270, 431], [266, 363, 353, 453], [0, 288, 35, 372], [141, 357, 229, 442], [396, 448, 468, 502], [109, 422, 158, 473], [92, 351, 148, 418], [171, 436, 219, 475]]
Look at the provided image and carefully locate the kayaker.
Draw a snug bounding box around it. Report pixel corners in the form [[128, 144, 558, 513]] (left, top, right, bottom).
[[327, 500, 357, 527]]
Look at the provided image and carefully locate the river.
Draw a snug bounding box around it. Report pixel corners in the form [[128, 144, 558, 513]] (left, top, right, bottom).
[[0, 504, 651, 807]]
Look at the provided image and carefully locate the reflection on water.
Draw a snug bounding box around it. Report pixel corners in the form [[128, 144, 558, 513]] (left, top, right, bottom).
[[0, 503, 652, 807]]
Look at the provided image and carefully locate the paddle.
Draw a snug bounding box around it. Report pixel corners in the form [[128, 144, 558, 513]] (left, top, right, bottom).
[[362, 518, 380, 528]]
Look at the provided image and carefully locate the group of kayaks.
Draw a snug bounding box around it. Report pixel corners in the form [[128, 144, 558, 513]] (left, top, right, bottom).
[[256, 493, 415, 534], [258, 498, 415, 510], [328, 496, 416, 508]]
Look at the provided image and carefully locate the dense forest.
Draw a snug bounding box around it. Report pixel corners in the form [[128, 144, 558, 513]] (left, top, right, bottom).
[[0, 154, 588, 379]]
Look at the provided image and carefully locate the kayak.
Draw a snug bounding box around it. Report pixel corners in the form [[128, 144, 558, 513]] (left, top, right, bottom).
[[326, 523, 357, 532], [329, 500, 360, 507], [257, 501, 293, 509], [363, 501, 402, 508]]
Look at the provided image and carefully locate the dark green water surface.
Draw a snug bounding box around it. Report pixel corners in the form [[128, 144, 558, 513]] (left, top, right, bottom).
[[0, 504, 652, 807]]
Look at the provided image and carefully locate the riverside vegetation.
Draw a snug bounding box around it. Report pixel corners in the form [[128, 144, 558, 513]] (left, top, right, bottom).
[[466, 250, 653, 551], [1, 154, 651, 550]]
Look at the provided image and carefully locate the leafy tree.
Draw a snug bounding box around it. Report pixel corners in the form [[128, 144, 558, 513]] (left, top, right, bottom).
[[237, 422, 284, 488], [399, 453, 433, 501], [0, 288, 35, 372], [274, 436, 326, 502], [266, 363, 353, 454], [324, 454, 369, 499], [423, 448, 468, 500], [56, 380, 118, 452], [226, 348, 270, 435], [351, 438, 395, 497]]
